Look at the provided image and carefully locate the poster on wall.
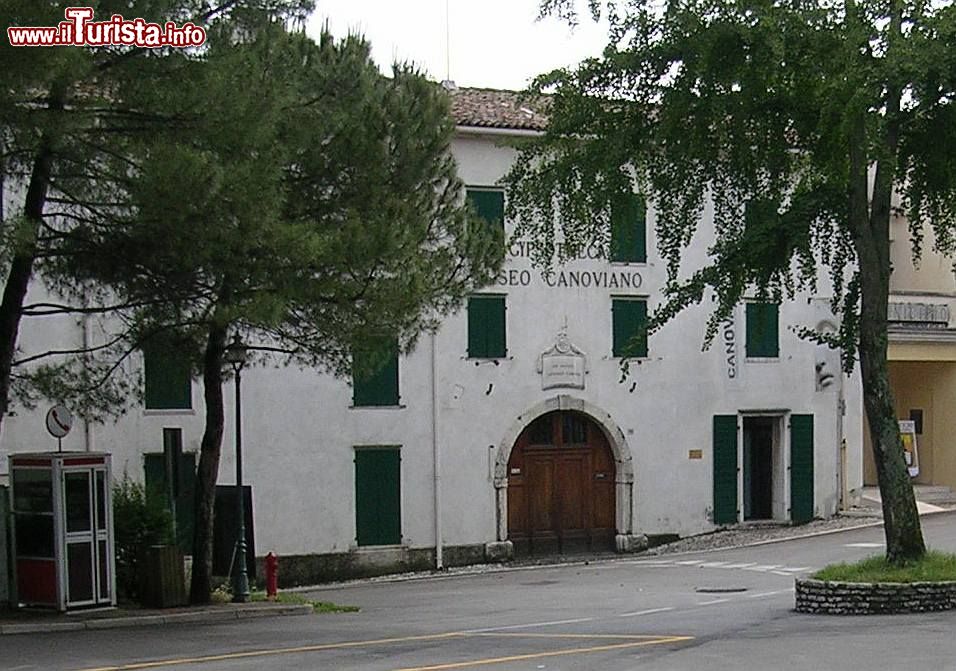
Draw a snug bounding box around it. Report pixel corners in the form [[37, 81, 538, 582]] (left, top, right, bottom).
[[899, 420, 920, 478]]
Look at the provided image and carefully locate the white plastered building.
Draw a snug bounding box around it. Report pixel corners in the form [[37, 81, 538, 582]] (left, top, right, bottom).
[[0, 87, 864, 585]]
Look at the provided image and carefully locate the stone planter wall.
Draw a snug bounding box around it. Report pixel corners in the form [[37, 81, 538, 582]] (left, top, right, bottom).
[[795, 577, 956, 614]]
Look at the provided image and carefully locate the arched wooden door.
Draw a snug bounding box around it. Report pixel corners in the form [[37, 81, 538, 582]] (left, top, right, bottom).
[[507, 411, 616, 556]]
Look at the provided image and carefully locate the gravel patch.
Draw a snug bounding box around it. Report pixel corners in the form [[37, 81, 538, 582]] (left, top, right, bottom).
[[644, 514, 882, 556]]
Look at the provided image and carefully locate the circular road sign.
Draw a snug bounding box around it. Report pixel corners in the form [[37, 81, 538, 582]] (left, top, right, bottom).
[[45, 404, 73, 439]]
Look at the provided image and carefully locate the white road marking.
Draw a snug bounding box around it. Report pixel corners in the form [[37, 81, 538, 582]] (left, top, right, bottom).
[[699, 561, 729, 568], [697, 598, 730, 606], [771, 570, 795, 576], [744, 565, 782, 572], [676, 560, 706, 566], [721, 562, 756, 569], [463, 617, 594, 633], [618, 607, 676, 617], [748, 588, 795, 599], [844, 542, 884, 548]]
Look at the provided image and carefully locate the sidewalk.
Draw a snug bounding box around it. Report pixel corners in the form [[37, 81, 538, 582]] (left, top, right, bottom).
[[0, 600, 312, 635]]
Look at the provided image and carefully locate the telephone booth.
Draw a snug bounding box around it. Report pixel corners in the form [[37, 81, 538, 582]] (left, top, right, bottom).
[[9, 452, 116, 611]]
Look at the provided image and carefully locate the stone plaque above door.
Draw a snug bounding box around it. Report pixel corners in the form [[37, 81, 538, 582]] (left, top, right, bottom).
[[538, 328, 587, 390]]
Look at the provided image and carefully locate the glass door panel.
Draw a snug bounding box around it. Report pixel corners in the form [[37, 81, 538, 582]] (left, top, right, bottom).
[[63, 470, 96, 606]]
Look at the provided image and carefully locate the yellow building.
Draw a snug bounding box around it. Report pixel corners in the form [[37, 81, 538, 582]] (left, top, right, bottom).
[[863, 209, 956, 492]]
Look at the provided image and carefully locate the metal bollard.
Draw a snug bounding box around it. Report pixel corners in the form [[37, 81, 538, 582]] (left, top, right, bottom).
[[265, 552, 278, 600]]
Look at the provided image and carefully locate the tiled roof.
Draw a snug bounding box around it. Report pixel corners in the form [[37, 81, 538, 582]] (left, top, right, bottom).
[[447, 86, 549, 131]]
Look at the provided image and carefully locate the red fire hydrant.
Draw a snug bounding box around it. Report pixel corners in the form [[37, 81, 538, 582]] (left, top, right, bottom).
[[265, 552, 279, 600]]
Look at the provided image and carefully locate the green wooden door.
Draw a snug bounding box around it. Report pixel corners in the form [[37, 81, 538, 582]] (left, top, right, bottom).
[[713, 415, 738, 525], [790, 414, 814, 523], [354, 448, 401, 546]]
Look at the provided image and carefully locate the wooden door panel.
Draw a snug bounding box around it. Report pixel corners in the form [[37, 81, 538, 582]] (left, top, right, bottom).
[[507, 411, 617, 554], [557, 454, 588, 531], [507, 481, 527, 536], [528, 457, 555, 532]]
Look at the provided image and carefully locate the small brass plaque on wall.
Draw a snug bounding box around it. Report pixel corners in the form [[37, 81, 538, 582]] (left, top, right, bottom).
[[688, 449, 703, 460]]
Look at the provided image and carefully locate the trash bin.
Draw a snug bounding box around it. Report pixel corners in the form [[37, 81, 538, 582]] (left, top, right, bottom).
[[139, 545, 186, 608]]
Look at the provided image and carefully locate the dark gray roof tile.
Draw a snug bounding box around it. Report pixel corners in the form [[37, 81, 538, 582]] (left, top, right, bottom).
[[447, 86, 549, 131]]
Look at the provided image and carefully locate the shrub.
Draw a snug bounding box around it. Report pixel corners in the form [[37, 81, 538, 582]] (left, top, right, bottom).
[[113, 475, 174, 600]]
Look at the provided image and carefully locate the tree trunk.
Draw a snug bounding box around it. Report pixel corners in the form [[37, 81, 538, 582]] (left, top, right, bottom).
[[853, 123, 925, 561], [0, 144, 55, 437], [189, 322, 228, 603], [858, 266, 925, 562]]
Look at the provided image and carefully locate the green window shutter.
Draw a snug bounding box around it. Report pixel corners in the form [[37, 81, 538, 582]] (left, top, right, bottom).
[[175, 452, 196, 552], [610, 193, 647, 263], [745, 302, 779, 358], [354, 447, 401, 546], [467, 189, 505, 230], [352, 338, 399, 407], [467, 295, 506, 358], [790, 414, 814, 523], [713, 415, 739, 525], [144, 453, 166, 497], [143, 346, 192, 410], [144, 451, 196, 552], [612, 299, 648, 357]]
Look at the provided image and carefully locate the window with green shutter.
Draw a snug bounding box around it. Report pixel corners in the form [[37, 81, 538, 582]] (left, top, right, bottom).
[[467, 188, 505, 230], [144, 345, 192, 410], [611, 298, 648, 358], [746, 302, 779, 358], [354, 447, 401, 546], [352, 337, 400, 407], [468, 294, 506, 358], [610, 193, 647, 263]]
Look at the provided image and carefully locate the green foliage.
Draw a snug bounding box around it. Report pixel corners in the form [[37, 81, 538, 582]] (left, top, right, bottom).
[[48, 23, 503, 377], [0, 0, 315, 418], [20, 14, 502, 602], [813, 551, 956, 582], [505, 0, 956, 366], [509, 0, 942, 561], [112, 475, 174, 600]]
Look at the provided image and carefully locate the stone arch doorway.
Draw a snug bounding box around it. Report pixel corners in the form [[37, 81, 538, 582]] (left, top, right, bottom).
[[506, 410, 616, 555], [491, 395, 637, 557]]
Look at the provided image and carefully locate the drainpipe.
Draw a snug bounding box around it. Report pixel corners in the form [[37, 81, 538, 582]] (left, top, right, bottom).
[[838, 363, 847, 511], [82, 314, 93, 452], [431, 332, 443, 569]]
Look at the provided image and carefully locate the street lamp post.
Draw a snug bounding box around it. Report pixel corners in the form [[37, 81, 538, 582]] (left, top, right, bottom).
[[224, 334, 250, 603]]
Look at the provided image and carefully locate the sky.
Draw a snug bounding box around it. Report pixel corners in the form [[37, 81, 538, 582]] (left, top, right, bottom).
[[306, 0, 610, 91]]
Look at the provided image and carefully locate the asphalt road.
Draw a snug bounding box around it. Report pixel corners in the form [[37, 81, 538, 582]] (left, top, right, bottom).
[[6, 513, 956, 671]]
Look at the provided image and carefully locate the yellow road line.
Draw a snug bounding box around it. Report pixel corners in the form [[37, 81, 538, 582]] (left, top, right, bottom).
[[77, 632, 466, 671], [77, 631, 694, 671], [467, 632, 670, 640], [394, 636, 695, 671]]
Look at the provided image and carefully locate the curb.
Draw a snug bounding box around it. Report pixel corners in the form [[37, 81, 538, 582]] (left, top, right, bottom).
[[0, 604, 313, 635], [299, 509, 956, 592], [795, 577, 956, 615], [298, 520, 890, 592]]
